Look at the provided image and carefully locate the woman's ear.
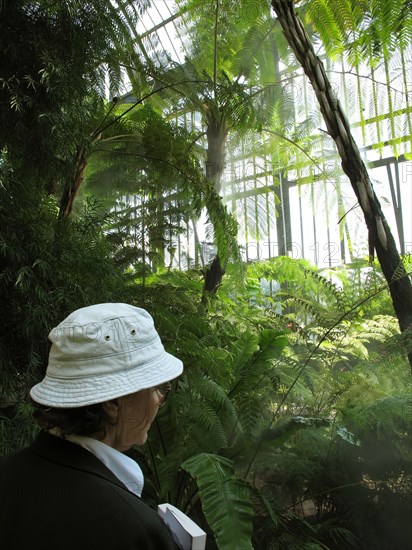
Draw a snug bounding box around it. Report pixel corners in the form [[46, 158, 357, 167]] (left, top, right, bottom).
[[102, 399, 120, 421]]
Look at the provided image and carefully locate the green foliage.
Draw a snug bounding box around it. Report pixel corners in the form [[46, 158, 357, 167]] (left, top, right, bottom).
[[0, 168, 133, 453], [0, 1, 141, 188], [2, 216, 411, 548], [304, 0, 412, 61], [86, 105, 198, 197], [182, 454, 253, 550], [82, 102, 240, 273], [129, 262, 412, 549], [1, 2, 411, 548]]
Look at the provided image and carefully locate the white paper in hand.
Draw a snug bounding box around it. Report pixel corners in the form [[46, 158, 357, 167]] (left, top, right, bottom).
[[158, 503, 206, 550]]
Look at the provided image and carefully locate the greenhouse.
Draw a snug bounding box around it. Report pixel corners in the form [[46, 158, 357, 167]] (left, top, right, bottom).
[[0, 1, 411, 549]]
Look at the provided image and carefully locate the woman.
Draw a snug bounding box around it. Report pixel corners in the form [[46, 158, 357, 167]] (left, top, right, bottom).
[[0, 303, 183, 549]]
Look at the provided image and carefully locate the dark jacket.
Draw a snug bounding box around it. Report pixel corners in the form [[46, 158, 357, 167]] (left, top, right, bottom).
[[0, 431, 176, 550]]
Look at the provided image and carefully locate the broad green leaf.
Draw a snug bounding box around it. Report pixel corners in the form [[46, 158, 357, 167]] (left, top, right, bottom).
[[182, 453, 253, 550], [336, 426, 361, 446]]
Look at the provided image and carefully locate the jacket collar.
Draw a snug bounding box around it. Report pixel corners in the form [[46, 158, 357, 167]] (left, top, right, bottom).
[[31, 430, 139, 497]]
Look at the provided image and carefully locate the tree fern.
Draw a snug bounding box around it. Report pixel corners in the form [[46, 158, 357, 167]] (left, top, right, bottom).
[[304, 0, 412, 62]]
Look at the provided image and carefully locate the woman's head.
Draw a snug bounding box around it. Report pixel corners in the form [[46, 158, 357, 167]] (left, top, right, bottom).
[[30, 303, 183, 447], [98, 385, 169, 450], [32, 383, 171, 449]]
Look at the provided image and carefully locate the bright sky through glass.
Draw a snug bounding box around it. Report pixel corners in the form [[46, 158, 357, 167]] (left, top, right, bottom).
[[137, 1, 185, 64], [130, 1, 412, 268]]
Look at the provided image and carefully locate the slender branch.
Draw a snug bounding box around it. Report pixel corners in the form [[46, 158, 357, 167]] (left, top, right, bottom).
[[94, 80, 209, 138], [263, 127, 327, 175], [286, 480, 382, 512], [94, 147, 200, 186], [329, 70, 408, 98], [213, 0, 219, 99], [99, 136, 141, 143], [337, 202, 360, 224], [262, 128, 364, 224], [90, 99, 119, 140]]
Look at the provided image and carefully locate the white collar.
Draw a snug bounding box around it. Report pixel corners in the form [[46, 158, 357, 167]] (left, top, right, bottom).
[[65, 434, 144, 497]]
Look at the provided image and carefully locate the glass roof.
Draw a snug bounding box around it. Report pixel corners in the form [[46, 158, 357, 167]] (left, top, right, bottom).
[[136, 1, 188, 64], [122, 1, 411, 268]]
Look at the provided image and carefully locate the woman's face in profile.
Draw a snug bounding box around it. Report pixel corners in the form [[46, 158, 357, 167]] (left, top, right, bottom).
[[102, 388, 161, 451]]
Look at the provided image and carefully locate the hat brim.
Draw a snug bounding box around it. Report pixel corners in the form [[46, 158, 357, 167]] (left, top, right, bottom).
[[30, 351, 183, 408]]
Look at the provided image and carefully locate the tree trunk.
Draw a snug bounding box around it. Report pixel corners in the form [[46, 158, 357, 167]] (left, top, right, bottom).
[[205, 109, 229, 194], [271, 0, 412, 369], [202, 108, 230, 301], [59, 145, 88, 219], [202, 254, 226, 300]]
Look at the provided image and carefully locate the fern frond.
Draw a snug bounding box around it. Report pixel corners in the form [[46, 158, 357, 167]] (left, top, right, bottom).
[[182, 452, 254, 550]]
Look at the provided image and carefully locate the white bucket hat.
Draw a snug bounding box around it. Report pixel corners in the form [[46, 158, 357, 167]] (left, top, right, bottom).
[[30, 303, 183, 408]]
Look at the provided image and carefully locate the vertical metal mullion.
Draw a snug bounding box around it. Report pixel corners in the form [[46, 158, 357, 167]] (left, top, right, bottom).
[[242, 142, 249, 262], [394, 160, 405, 254], [278, 171, 287, 255], [311, 182, 318, 265], [324, 179, 332, 267], [298, 186, 304, 259], [253, 148, 260, 260], [265, 157, 271, 259], [336, 179, 346, 263], [387, 161, 405, 254]]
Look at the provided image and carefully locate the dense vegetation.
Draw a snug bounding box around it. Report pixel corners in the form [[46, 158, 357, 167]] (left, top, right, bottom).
[[1, 1, 411, 549]]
